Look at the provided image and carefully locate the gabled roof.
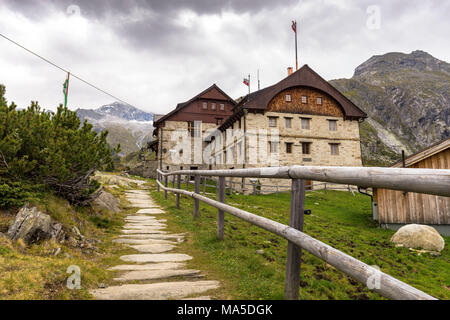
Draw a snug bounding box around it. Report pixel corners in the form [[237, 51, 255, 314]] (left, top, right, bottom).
[[391, 138, 450, 168], [234, 64, 367, 119], [154, 84, 236, 126]]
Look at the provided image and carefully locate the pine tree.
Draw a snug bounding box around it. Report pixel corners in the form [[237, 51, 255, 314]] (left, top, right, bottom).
[[0, 84, 113, 206]]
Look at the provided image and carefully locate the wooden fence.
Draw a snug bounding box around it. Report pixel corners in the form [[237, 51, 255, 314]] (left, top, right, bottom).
[[156, 165, 450, 300]]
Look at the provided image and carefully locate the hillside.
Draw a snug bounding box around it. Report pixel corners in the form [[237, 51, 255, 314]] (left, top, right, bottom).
[[330, 50, 450, 166], [76, 102, 154, 155]]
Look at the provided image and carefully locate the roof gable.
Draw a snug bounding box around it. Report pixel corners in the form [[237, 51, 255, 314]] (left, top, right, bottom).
[[154, 84, 236, 126], [237, 65, 367, 119], [391, 138, 450, 168]]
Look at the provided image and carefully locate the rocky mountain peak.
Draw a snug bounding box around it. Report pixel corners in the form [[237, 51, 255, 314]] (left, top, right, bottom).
[[354, 50, 450, 78]]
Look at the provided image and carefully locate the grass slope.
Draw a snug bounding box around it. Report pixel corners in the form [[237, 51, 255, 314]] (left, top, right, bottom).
[[150, 181, 450, 300], [0, 183, 143, 299]]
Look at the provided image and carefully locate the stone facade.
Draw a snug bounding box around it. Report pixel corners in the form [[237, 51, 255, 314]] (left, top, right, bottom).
[[209, 87, 363, 192]]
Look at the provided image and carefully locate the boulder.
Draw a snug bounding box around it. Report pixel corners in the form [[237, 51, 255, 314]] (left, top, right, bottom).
[[6, 206, 60, 245], [92, 189, 120, 213], [390, 224, 445, 252]]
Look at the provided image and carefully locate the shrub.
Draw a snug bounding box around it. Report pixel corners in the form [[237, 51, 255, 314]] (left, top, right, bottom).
[[0, 84, 113, 206]]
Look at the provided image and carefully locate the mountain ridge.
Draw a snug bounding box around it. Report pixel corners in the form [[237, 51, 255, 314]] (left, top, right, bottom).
[[75, 102, 154, 155], [330, 49, 450, 165]]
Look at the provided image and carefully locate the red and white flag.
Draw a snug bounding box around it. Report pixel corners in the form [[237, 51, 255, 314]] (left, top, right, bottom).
[[291, 20, 297, 33], [243, 78, 249, 86]]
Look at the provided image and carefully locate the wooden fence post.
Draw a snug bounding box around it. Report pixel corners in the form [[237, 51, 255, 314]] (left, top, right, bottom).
[[218, 176, 225, 240], [176, 174, 181, 209], [164, 175, 168, 200], [203, 177, 207, 194], [193, 175, 200, 218], [284, 178, 306, 300], [156, 172, 160, 192]]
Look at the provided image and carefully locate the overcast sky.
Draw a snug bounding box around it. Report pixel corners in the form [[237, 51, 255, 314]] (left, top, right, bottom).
[[0, 0, 449, 114]]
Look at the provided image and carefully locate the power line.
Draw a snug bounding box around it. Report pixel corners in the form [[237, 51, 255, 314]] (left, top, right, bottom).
[[0, 32, 137, 107]]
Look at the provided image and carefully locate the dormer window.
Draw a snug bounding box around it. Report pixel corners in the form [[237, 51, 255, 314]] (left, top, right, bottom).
[[202, 102, 207, 109], [301, 96, 308, 104], [285, 94, 292, 102], [220, 103, 225, 110], [211, 103, 216, 110]]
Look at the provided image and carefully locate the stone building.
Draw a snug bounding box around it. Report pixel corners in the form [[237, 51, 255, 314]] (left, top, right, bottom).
[[207, 65, 367, 191], [152, 84, 236, 172]]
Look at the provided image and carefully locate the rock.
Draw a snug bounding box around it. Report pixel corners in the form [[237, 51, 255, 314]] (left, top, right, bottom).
[[390, 224, 445, 252], [92, 189, 120, 213], [113, 269, 201, 282], [120, 253, 193, 263], [256, 249, 264, 254], [72, 226, 85, 240], [7, 206, 54, 245], [90, 281, 220, 300]]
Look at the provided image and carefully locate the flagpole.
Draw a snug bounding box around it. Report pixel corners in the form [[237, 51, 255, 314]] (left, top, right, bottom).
[[257, 69, 260, 91], [66, 72, 70, 107], [248, 74, 250, 95], [295, 20, 298, 71]]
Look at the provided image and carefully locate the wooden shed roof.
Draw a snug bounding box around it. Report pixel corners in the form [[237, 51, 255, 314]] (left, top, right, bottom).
[[391, 138, 450, 168]]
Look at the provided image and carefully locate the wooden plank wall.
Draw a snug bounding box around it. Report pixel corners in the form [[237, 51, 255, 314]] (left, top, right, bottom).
[[377, 149, 450, 225]]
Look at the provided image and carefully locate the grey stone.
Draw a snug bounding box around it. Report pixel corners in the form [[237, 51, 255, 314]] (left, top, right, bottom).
[[113, 269, 201, 282], [108, 262, 186, 271], [128, 243, 175, 253], [391, 224, 445, 252], [7, 206, 55, 245], [92, 190, 120, 213], [113, 238, 178, 245], [90, 281, 220, 300], [136, 209, 165, 214], [121, 229, 167, 235], [120, 253, 193, 263], [118, 234, 185, 240]]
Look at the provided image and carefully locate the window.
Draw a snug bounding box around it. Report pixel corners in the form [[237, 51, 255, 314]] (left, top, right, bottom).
[[194, 121, 201, 137], [317, 97, 323, 105], [328, 120, 337, 131], [220, 103, 225, 110], [301, 95, 308, 104], [211, 102, 216, 110], [286, 142, 293, 153], [286, 94, 292, 102], [268, 117, 277, 127], [301, 142, 311, 155], [188, 121, 194, 137], [269, 141, 278, 153], [285, 117, 292, 128], [301, 118, 311, 130], [216, 118, 223, 125], [202, 102, 207, 109], [330, 143, 340, 155]]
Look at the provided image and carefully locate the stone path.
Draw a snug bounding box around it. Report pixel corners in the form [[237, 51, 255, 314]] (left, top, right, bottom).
[[90, 188, 219, 300]]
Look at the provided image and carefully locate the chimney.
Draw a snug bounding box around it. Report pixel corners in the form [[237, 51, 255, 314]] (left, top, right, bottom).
[[287, 67, 293, 76]]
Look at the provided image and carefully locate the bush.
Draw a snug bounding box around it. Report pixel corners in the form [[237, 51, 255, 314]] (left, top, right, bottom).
[[0, 84, 113, 206], [0, 180, 42, 208]]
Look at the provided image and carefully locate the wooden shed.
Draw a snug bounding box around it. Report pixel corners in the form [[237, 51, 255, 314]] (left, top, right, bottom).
[[373, 138, 450, 235]]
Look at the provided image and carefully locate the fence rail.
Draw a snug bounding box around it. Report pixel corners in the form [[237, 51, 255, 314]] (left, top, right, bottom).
[[155, 165, 450, 300]]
